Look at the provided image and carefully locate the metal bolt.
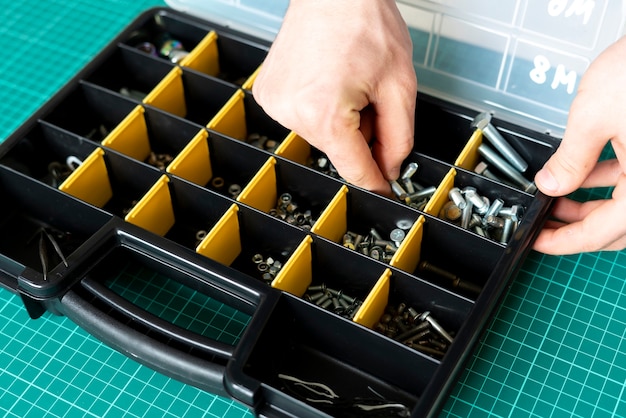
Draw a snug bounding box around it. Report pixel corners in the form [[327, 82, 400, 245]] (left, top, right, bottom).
[[463, 187, 489, 215], [471, 112, 528, 173], [407, 185, 436, 203], [389, 180, 408, 201], [478, 144, 537, 193], [448, 187, 467, 209], [400, 162, 419, 181], [420, 311, 454, 344], [396, 219, 413, 230], [441, 201, 462, 222], [500, 217, 515, 244], [485, 198, 504, 219]]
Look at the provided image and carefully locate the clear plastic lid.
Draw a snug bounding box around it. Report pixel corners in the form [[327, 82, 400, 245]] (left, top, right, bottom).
[[166, 0, 626, 137]]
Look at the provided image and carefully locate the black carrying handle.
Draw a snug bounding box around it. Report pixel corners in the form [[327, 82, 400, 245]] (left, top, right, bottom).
[[60, 287, 232, 396]]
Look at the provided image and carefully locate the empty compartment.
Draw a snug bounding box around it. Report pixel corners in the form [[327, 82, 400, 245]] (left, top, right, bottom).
[[312, 185, 421, 266], [354, 268, 473, 360], [231, 293, 433, 418], [58, 148, 161, 218], [271, 234, 388, 321], [412, 95, 474, 164], [167, 129, 268, 198], [181, 30, 267, 87], [0, 121, 97, 187], [41, 82, 137, 141], [101, 105, 200, 169], [237, 157, 343, 230], [122, 10, 214, 65], [124, 175, 233, 250], [143, 67, 238, 126], [402, 215, 505, 299], [196, 203, 306, 284], [208, 89, 290, 149], [0, 166, 111, 283]]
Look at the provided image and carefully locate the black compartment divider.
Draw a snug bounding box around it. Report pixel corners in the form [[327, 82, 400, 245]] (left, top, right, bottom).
[[84, 45, 175, 99], [0, 7, 561, 418], [41, 82, 137, 141]]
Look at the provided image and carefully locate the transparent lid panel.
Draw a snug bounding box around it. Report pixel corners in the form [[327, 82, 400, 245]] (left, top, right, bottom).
[[167, 0, 626, 136]]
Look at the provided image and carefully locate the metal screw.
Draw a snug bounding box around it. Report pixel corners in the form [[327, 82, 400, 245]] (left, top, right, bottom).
[[471, 112, 528, 173], [420, 311, 454, 344], [478, 144, 537, 193], [389, 228, 406, 247]]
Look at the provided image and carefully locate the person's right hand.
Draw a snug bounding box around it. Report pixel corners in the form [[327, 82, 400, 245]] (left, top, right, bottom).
[[252, 0, 417, 196], [533, 36, 626, 255]]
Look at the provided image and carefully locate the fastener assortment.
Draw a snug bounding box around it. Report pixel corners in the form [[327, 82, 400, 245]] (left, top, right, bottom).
[[0, 7, 562, 418]]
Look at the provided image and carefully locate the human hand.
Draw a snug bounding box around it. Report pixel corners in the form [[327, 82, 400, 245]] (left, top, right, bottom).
[[252, 0, 417, 196], [533, 36, 626, 255]]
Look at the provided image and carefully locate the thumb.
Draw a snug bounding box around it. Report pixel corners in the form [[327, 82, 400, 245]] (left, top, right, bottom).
[[535, 94, 607, 196]]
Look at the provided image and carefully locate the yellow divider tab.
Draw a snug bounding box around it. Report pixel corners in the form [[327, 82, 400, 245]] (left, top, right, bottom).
[[275, 131, 311, 166], [353, 269, 392, 328], [237, 157, 277, 212], [424, 168, 456, 216], [196, 204, 241, 266], [167, 129, 212, 186], [390, 216, 425, 274], [455, 129, 483, 170], [207, 89, 246, 140], [311, 185, 348, 243], [101, 106, 150, 161], [242, 65, 262, 91], [124, 175, 174, 237], [271, 235, 313, 296], [143, 67, 187, 118], [59, 148, 112, 208], [179, 31, 219, 76]]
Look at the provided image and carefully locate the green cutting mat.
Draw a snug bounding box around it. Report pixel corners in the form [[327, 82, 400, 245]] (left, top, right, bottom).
[[1, 1, 625, 417]]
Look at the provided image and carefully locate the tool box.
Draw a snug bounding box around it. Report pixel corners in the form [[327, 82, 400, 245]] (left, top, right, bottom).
[[0, 1, 621, 417]]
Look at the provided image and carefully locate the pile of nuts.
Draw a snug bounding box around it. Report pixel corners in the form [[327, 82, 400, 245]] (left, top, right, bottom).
[[302, 283, 363, 320], [269, 193, 316, 230], [146, 151, 173, 171], [247, 133, 280, 153], [251, 253, 285, 284], [374, 302, 454, 359]]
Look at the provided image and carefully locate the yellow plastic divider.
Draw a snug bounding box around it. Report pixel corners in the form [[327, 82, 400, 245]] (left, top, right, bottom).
[[310, 185, 349, 243], [242, 65, 262, 90], [455, 129, 483, 170], [143, 67, 186, 118], [166, 129, 212, 186], [275, 131, 311, 166], [124, 175, 175, 236], [207, 89, 246, 140], [424, 168, 456, 216], [179, 31, 219, 76], [101, 106, 151, 161], [196, 203, 241, 266], [390, 216, 425, 274], [59, 148, 112, 208], [353, 269, 392, 328], [236, 157, 277, 213], [271, 235, 313, 296]]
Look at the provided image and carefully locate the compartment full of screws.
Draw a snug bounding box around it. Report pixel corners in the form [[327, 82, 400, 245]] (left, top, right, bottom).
[[374, 303, 454, 359]]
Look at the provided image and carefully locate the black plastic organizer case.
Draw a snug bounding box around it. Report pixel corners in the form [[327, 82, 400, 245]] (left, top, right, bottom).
[[0, 8, 559, 418]]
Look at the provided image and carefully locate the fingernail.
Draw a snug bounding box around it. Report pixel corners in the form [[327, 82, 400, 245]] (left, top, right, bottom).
[[535, 167, 560, 193]]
